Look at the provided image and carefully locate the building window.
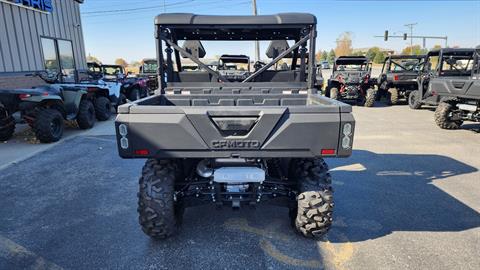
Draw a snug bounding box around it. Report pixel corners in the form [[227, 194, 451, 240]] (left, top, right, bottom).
[[41, 38, 59, 77], [58, 40, 75, 82], [40, 37, 76, 83]]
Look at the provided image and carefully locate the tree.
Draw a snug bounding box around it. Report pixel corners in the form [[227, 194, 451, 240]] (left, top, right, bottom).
[[315, 51, 323, 61], [130, 61, 141, 67], [115, 58, 128, 68], [328, 49, 336, 63], [374, 51, 386, 64], [432, 44, 442, 50], [402, 45, 427, 55], [321, 51, 328, 61], [335, 32, 353, 56], [316, 50, 328, 61], [86, 54, 101, 64], [366, 47, 380, 61]]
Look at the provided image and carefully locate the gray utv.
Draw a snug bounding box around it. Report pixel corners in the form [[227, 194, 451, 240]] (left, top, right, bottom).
[[325, 56, 377, 107], [431, 46, 480, 129], [377, 55, 425, 105], [115, 13, 355, 240], [409, 48, 475, 110]]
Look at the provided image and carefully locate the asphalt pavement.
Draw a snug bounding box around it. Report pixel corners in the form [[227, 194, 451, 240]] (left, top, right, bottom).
[[0, 102, 479, 270]]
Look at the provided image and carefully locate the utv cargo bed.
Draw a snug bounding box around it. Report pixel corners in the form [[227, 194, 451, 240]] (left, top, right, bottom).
[[116, 93, 354, 159]]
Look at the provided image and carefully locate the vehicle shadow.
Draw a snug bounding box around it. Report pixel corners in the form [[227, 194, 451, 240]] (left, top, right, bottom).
[[325, 150, 480, 243], [461, 123, 480, 133]]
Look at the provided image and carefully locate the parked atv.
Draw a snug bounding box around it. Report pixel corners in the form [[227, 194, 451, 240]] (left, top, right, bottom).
[[431, 46, 480, 129], [409, 48, 476, 110], [377, 55, 425, 105], [325, 56, 377, 107], [101, 64, 148, 101], [0, 72, 104, 143]]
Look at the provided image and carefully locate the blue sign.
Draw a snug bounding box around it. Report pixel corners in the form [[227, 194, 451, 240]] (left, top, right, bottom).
[[7, 0, 53, 12]]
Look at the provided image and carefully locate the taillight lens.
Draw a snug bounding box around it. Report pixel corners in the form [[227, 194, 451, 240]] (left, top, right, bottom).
[[394, 75, 399, 81], [19, 94, 31, 99]]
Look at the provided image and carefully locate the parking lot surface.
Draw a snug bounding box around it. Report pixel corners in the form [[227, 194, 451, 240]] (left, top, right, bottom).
[[0, 104, 479, 270]]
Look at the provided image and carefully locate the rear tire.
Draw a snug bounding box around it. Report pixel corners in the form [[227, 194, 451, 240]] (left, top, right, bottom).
[[364, 88, 376, 107], [138, 159, 183, 239], [34, 108, 64, 143], [330, 87, 339, 100], [408, 90, 422, 109], [434, 102, 463, 129], [77, 100, 96, 129], [94, 96, 112, 121], [290, 158, 333, 239], [388, 88, 399, 105], [0, 104, 15, 141]]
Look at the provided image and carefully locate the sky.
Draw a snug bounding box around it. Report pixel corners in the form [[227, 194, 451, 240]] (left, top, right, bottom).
[[80, 0, 480, 64]]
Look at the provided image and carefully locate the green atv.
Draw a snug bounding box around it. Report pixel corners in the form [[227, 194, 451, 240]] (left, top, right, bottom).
[[0, 72, 111, 143]]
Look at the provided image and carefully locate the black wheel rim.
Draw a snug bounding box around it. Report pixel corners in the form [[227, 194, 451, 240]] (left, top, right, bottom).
[[50, 118, 62, 137]]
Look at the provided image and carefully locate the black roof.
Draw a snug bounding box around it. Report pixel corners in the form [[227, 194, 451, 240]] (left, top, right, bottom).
[[219, 55, 250, 63], [385, 55, 426, 60], [155, 13, 316, 26], [428, 48, 475, 56], [335, 56, 369, 64]]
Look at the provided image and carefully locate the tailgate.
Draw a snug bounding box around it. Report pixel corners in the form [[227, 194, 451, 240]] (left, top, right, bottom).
[[116, 103, 354, 159]]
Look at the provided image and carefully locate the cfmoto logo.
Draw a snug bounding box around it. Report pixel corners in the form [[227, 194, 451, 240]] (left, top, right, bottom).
[[211, 140, 260, 149]]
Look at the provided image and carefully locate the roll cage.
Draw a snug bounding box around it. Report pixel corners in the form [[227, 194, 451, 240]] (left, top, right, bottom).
[[382, 55, 426, 73], [423, 48, 476, 77], [333, 56, 371, 72], [154, 13, 317, 91]]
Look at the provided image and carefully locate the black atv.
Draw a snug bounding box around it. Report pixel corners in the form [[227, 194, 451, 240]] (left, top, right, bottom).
[[0, 72, 108, 143], [325, 56, 377, 107], [377, 55, 425, 105]]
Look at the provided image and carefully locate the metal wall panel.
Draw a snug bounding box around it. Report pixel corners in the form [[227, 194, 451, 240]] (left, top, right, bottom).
[[0, 0, 87, 73]]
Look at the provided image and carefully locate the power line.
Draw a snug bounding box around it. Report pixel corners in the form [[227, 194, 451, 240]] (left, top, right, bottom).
[[82, 0, 193, 14]]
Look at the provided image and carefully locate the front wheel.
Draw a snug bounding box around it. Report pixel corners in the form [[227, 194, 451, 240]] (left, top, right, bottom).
[[289, 158, 333, 239], [408, 90, 422, 110], [388, 88, 399, 105], [138, 159, 183, 239], [77, 100, 96, 129], [434, 102, 463, 129], [94, 96, 112, 121], [34, 108, 64, 143], [0, 104, 15, 141], [364, 88, 376, 107]]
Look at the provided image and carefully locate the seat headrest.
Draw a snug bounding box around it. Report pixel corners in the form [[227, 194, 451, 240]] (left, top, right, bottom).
[[181, 40, 206, 59], [266, 40, 292, 58]]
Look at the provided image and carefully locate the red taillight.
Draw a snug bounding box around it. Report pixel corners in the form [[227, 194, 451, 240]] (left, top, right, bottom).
[[19, 94, 31, 99], [42, 92, 49, 96], [134, 149, 150, 156], [321, 149, 336, 155], [394, 75, 399, 81]]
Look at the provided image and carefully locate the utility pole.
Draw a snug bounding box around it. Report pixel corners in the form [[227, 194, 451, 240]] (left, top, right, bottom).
[[404, 23, 417, 54], [252, 0, 260, 62]]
